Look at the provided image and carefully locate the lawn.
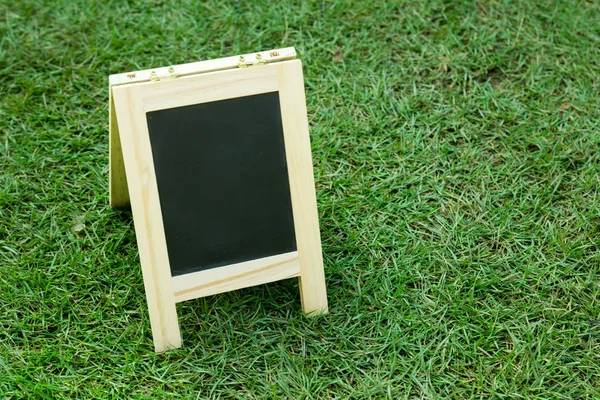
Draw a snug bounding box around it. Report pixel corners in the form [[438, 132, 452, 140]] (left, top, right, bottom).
[[1, 0, 600, 398]]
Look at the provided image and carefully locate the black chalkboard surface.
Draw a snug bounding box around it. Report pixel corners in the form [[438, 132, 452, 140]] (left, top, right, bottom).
[[146, 92, 297, 276]]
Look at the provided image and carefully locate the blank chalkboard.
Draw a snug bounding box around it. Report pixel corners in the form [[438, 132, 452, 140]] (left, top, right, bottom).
[[111, 54, 329, 351], [146, 92, 297, 277]]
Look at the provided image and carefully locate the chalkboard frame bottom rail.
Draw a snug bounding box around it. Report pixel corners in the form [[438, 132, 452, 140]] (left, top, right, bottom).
[[171, 251, 300, 303]]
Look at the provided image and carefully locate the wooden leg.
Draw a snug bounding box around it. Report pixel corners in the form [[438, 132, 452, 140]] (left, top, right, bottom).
[[295, 194, 328, 315], [143, 279, 182, 353], [109, 89, 130, 209], [298, 266, 328, 316], [112, 86, 182, 352], [277, 61, 328, 316]]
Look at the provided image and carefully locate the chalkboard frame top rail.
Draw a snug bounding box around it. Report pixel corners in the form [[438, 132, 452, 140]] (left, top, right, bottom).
[[108, 47, 296, 87], [110, 51, 327, 352]]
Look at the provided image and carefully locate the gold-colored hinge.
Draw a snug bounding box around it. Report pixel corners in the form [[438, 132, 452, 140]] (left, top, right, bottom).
[[149, 66, 179, 82], [238, 51, 280, 68]]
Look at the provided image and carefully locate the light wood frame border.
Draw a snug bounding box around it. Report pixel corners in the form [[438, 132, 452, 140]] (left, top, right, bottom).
[[111, 58, 328, 352]]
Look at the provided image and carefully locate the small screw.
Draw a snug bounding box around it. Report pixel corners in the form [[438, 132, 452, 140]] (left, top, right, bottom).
[[168, 67, 175, 73], [239, 56, 245, 62], [255, 53, 262, 60]]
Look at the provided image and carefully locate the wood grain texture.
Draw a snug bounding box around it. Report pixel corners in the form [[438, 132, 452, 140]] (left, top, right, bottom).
[[138, 63, 280, 112], [172, 251, 300, 303], [109, 88, 130, 208], [112, 85, 182, 353], [278, 60, 329, 315], [108, 47, 296, 87]]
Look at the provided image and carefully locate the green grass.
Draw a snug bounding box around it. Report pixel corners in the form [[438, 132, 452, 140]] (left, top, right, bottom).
[[2, 0, 600, 398]]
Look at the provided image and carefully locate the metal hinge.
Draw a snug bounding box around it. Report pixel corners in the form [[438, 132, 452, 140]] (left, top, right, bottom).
[[238, 50, 281, 68], [149, 66, 179, 82]]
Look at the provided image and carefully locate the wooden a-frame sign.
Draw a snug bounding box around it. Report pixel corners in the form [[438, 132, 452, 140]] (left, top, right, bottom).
[[109, 48, 328, 352]]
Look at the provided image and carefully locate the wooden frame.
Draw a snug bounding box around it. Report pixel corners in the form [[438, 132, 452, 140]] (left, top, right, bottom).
[[109, 49, 328, 352]]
